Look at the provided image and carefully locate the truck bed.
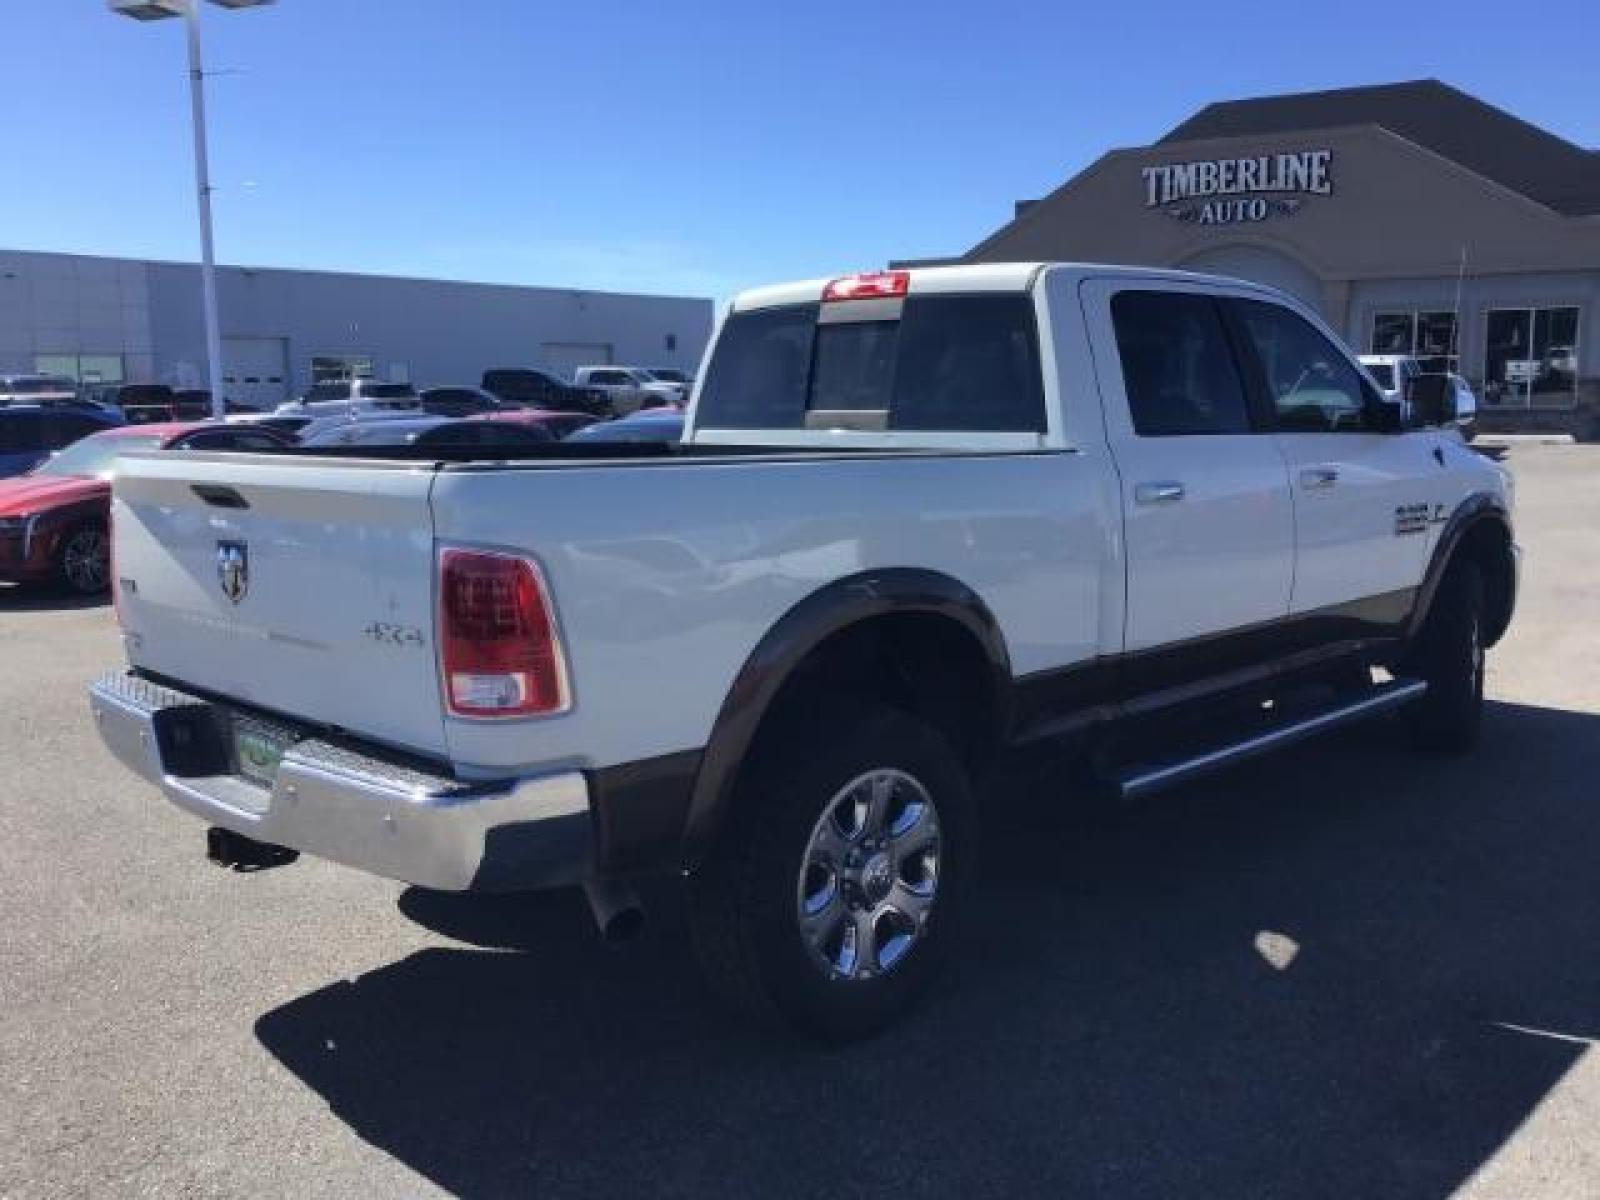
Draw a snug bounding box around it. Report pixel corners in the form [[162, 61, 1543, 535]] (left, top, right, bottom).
[[268, 440, 992, 464], [110, 444, 1109, 775]]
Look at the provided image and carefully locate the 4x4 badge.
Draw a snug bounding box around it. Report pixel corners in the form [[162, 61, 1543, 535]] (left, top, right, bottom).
[[216, 541, 249, 604]]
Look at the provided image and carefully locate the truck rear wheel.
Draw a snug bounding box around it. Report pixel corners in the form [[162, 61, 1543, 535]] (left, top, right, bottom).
[[1401, 561, 1485, 752], [688, 704, 974, 1041]]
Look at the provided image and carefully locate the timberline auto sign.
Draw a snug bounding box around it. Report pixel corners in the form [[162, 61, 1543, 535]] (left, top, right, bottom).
[[1142, 150, 1333, 225]]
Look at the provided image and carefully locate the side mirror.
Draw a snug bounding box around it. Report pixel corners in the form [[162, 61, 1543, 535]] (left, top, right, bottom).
[[1407, 373, 1457, 428]]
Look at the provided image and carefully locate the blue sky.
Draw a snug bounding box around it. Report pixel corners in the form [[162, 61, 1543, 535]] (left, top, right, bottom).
[[6, 1, 1597, 300]]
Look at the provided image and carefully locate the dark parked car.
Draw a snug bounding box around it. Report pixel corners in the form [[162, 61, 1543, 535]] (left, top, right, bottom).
[[418, 386, 504, 417], [1, 376, 123, 419], [0, 421, 290, 595], [78, 382, 127, 415], [0, 374, 80, 406], [469, 408, 599, 439], [174, 389, 217, 414], [0, 406, 124, 479], [481, 368, 610, 416], [110, 384, 211, 424], [300, 415, 556, 450], [225, 413, 315, 439], [564, 407, 684, 444], [169, 424, 292, 453]]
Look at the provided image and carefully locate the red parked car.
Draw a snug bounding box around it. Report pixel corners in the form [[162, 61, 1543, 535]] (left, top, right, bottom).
[[467, 408, 601, 440], [0, 422, 289, 596]]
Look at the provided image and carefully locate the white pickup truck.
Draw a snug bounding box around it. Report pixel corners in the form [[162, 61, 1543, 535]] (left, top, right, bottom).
[[90, 263, 1518, 1039], [571, 365, 683, 415]]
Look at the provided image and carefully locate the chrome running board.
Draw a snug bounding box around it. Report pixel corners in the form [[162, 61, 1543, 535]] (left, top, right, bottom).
[[1115, 679, 1428, 801]]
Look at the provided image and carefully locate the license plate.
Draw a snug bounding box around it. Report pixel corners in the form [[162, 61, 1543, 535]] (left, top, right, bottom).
[[233, 724, 291, 786]]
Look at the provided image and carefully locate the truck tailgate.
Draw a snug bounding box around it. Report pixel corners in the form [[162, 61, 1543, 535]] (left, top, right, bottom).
[[112, 452, 448, 757]]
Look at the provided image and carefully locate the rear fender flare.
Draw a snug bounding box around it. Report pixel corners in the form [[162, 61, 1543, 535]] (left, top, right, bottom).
[[682, 568, 1012, 864]]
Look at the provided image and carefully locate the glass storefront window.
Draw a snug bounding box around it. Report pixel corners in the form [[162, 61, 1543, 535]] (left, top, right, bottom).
[[1416, 312, 1456, 358], [1371, 313, 1413, 354], [1370, 310, 1458, 368], [1533, 309, 1579, 405], [1484, 307, 1580, 408]]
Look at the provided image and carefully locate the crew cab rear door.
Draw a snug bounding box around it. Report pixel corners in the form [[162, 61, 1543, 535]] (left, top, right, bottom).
[[1080, 279, 1295, 669]]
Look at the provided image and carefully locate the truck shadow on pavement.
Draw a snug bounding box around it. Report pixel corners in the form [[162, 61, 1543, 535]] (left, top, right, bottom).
[[255, 699, 1600, 1199]]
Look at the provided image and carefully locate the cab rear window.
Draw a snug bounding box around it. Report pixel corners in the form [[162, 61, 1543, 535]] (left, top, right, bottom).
[[810, 321, 898, 416], [696, 294, 1045, 433]]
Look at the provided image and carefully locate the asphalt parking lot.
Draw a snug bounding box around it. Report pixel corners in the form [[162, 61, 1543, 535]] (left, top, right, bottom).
[[3, 444, 1598, 1199]]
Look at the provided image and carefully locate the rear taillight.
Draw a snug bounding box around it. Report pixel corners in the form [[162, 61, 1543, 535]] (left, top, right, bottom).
[[438, 548, 569, 718], [822, 270, 909, 302]]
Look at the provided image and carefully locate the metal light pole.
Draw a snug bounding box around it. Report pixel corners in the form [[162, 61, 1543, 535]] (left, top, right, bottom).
[[109, 1, 275, 420], [181, 1, 226, 420]]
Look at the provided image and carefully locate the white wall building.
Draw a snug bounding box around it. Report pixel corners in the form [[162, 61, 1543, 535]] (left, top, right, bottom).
[[0, 248, 714, 408]]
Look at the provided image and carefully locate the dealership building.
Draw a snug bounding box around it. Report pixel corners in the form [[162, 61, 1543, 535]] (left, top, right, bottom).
[[0, 247, 713, 409], [941, 80, 1600, 437]]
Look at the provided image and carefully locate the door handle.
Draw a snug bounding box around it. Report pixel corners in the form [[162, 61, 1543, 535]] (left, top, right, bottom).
[[1299, 467, 1340, 489], [1134, 481, 1185, 506]]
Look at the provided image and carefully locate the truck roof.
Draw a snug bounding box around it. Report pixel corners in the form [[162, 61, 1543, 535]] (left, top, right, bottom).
[[728, 262, 1297, 312]]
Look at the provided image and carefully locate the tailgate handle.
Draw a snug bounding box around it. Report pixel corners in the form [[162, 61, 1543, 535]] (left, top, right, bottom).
[[191, 484, 249, 510]]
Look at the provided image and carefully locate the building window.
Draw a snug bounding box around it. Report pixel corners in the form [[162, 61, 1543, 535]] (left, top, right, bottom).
[[1371, 313, 1413, 355], [1370, 310, 1458, 367], [33, 354, 125, 384], [310, 355, 375, 384], [1484, 307, 1580, 408], [665, 333, 678, 353], [1415, 312, 1457, 359]]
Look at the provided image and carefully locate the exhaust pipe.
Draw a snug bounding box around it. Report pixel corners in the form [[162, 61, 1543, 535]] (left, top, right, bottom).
[[583, 875, 645, 944]]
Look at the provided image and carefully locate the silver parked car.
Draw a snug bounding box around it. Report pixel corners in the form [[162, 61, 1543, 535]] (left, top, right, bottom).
[[1447, 373, 1478, 438], [277, 379, 422, 419]]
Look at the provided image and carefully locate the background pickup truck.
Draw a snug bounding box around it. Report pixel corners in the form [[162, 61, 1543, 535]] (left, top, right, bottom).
[[90, 263, 1518, 1040]]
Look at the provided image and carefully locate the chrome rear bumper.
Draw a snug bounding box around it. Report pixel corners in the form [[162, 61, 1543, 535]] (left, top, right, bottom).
[[88, 671, 591, 892]]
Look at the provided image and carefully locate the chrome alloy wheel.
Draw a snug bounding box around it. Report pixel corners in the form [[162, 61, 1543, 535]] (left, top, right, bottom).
[[62, 527, 110, 594], [795, 768, 941, 982]]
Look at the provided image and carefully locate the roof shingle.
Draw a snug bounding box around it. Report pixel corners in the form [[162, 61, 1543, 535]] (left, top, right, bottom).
[[1158, 79, 1600, 216]]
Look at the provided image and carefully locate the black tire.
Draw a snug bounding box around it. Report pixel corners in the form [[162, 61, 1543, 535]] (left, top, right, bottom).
[[54, 521, 111, 597], [1400, 561, 1485, 752], [688, 704, 975, 1041]]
